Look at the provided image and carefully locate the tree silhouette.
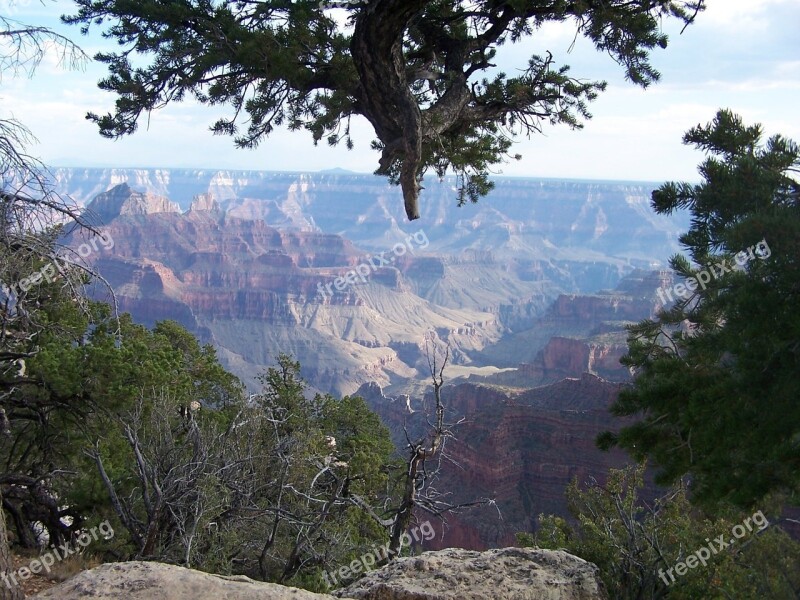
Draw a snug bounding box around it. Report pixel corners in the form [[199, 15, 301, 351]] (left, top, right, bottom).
[[66, 0, 704, 219]]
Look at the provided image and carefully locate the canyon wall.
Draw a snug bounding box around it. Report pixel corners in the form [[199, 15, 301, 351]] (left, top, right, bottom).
[[360, 374, 645, 550]]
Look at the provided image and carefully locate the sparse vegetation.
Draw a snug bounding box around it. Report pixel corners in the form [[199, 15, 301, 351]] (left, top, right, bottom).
[[522, 464, 800, 599]]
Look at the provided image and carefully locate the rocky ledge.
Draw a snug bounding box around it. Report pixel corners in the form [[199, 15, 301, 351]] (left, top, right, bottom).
[[32, 548, 606, 600], [336, 548, 606, 600], [31, 561, 334, 600]]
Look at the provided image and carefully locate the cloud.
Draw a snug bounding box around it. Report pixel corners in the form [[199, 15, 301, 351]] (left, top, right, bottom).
[[700, 0, 794, 31]]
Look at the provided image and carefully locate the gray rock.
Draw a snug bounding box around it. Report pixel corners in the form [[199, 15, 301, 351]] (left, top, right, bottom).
[[31, 548, 606, 600], [31, 561, 342, 600], [335, 547, 607, 600]]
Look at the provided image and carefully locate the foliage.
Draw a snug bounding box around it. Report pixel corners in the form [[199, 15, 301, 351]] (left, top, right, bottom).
[[86, 352, 395, 590], [0, 287, 243, 545], [64, 0, 705, 218], [0, 226, 417, 591], [521, 464, 800, 599], [1, 278, 400, 588], [0, 10, 91, 597], [597, 110, 800, 509]]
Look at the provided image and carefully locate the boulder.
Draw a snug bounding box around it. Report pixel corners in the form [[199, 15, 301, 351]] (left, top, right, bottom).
[[32, 548, 606, 600], [335, 547, 606, 600], [31, 561, 339, 600]]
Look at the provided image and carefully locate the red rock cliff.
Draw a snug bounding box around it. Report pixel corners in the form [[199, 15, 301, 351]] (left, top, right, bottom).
[[360, 375, 648, 550]]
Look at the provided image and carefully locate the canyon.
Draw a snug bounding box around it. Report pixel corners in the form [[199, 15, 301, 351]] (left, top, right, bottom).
[[360, 375, 636, 550], [58, 168, 681, 549], [60, 168, 681, 396], [358, 271, 668, 549]]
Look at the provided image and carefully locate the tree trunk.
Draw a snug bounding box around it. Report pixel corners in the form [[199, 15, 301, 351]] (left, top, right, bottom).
[[352, 0, 428, 220], [387, 450, 420, 558], [0, 491, 23, 600]]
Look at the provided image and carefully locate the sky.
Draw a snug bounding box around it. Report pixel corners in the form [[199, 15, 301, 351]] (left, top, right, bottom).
[[1, 0, 799, 183]]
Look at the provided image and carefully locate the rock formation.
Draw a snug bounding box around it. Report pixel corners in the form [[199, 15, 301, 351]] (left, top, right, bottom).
[[68, 205, 525, 395], [65, 172, 685, 396], [336, 548, 607, 600], [54, 168, 686, 271], [477, 269, 672, 371], [31, 550, 607, 600], [84, 183, 181, 223], [360, 375, 650, 549], [30, 561, 336, 599], [490, 336, 630, 387], [189, 193, 221, 212]]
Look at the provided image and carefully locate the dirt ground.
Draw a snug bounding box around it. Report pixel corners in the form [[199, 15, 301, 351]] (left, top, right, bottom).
[[9, 551, 98, 598]]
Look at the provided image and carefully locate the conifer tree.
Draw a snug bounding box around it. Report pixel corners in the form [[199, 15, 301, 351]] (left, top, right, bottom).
[[599, 110, 800, 509], [65, 0, 704, 219]]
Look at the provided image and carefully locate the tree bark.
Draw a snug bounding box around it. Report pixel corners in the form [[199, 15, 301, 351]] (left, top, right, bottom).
[[352, 0, 428, 220]]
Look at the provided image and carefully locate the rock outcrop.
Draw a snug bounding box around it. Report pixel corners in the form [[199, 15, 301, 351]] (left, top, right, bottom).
[[336, 548, 606, 600], [32, 550, 607, 600], [509, 336, 629, 385], [31, 561, 337, 599], [85, 183, 181, 222], [478, 269, 672, 371], [189, 192, 220, 212]]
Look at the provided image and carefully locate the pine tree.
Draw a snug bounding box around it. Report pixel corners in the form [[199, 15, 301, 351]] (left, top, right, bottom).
[[598, 110, 800, 509]]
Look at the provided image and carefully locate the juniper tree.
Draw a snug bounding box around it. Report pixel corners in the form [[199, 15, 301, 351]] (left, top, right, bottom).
[[65, 0, 704, 219]]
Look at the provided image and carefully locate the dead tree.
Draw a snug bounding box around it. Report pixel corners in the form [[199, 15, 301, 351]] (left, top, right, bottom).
[[349, 335, 496, 561], [384, 337, 448, 556]]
